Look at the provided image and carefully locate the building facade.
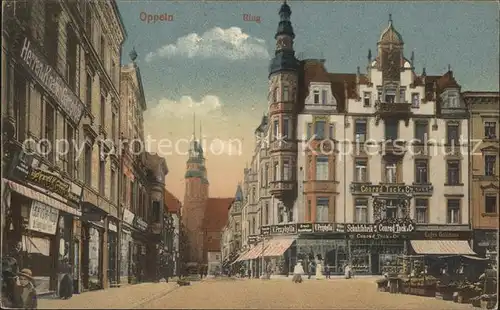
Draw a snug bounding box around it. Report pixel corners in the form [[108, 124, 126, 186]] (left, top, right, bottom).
[[221, 185, 243, 269], [1, 0, 126, 293], [465, 91, 499, 263], [233, 2, 481, 276], [164, 189, 182, 276]]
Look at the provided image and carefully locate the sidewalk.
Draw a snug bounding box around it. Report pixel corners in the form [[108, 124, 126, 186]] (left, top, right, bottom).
[[38, 282, 180, 309]]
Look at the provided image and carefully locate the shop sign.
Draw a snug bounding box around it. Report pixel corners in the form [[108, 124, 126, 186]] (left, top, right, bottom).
[[28, 201, 59, 235], [248, 235, 259, 244], [346, 218, 415, 236], [10, 152, 82, 205], [108, 221, 118, 233], [260, 226, 271, 236], [123, 209, 135, 226], [313, 223, 335, 233], [350, 184, 433, 195], [133, 217, 148, 232], [413, 230, 472, 240], [271, 224, 296, 235], [18, 37, 84, 124], [297, 223, 313, 233]]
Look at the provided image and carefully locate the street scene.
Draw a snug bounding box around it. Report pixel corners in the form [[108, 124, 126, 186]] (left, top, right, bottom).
[[1, 0, 499, 309]]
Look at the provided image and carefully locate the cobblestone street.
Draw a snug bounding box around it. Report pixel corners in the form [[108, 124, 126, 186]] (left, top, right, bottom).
[[40, 277, 477, 309]]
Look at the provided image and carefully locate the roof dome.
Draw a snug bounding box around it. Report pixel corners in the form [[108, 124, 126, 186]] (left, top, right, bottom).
[[379, 15, 403, 45]]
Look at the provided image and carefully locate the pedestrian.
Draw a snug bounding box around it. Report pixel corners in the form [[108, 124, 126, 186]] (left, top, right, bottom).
[[198, 264, 204, 279], [247, 268, 251, 279], [18, 268, 38, 309], [325, 263, 331, 279], [308, 261, 314, 279], [164, 265, 170, 283], [292, 260, 304, 283], [344, 263, 352, 279], [1, 257, 24, 308], [203, 265, 208, 278]]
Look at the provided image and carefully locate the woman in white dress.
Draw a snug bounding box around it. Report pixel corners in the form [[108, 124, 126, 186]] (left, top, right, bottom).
[[292, 260, 305, 283]]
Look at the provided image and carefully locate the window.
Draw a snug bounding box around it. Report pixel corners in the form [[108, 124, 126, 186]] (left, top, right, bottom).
[[283, 118, 289, 139], [252, 218, 256, 234], [252, 187, 256, 203], [485, 196, 497, 214], [306, 123, 312, 139], [66, 124, 75, 177], [354, 198, 368, 223], [447, 199, 460, 224], [130, 180, 135, 212], [385, 199, 398, 219], [282, 86, 289, 102], [278, 205, 285, 223], [44, 103, 55, 163], [315, 157, 329, 180], [321, 89, 327, 105], [313, 90, 320, 104], [264, 163, 269, 186], [316, 198, 329, 222], [485, 155, 496, 176], [99, 155, 105, 194], [111, 61, 116, 85], [329, 124, 334, 139], [86, 73, 93, 107], [415, 199, 428, 223], [414, 121, 428, 143], [355, 159, 367, 182], [447, 160, 460, 185], [273, 120, 279, 140], [314, 121, 325, 139], [264, 203, 269, 225], [215, 254, 220, 261], [13, 73, 27, 141], [399, 89, 406, 102], [384, 120, 398, 140], [84, 144, 92, 186], [385, 89, 395, 103], [152, 201, 161, 223], [484, 122, 497, 139], [283, 160, 290, 180], [45, 6, 59, 66], [385, 161, 397, 183], [355, 120, 367, 142], [100, 94, 106, 129], [449, 94, 459, 108], [377, 89, 382, 101], [273, 162, 279, 181], [411, 93, 420, 107], [260, 168, 264, 186], [66, 25, 78, 92], [288, 207, 294, 223], [415, 160, 428, 184], [110, 168, 117, 203], [363, 92, 371, 107], [111, 109, 117, 144], [100, 35, 106, 61], [446, 123, 459, 145]]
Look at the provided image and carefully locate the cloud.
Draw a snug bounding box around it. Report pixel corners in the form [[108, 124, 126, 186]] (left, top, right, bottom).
[[145, 27, 270, 62], [144, 95, 223, 120]]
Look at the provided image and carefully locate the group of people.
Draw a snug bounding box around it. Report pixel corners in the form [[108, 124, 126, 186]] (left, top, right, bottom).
[[292, 260, 354, 283], [1, 257, 37, 309]]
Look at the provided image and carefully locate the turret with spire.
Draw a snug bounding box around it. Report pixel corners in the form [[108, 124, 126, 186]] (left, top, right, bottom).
[[378, 14, 404, 81]]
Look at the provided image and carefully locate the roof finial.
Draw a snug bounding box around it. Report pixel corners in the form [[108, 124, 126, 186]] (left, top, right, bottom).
[[389, 13, 392, 24], [410, 51, 414, 64], [448, 64, 451, 72], [422, 67, 427, 76]]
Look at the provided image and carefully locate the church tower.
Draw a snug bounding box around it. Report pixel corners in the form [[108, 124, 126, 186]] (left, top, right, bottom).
[[268, 1, 300, 214], [182, 115, 209, 264]]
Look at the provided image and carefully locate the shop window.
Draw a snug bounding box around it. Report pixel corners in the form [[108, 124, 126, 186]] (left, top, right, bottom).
[[415, 159, 428, 184], [355, 159, 367, 182], [484, 121, 497, 139], [484, 155, 496, 176], [415, 199, 428, 223], [447, 199, 460, 224], [355, 198, 368, 223], [316, 198, 329, 222], [315, 157, 329, 180], [414, 121, 428, 144], [485, 195, 497, 214], [354, 120, 367, 143], [446, 160, 460, 185], [446, 123, 460, 145]]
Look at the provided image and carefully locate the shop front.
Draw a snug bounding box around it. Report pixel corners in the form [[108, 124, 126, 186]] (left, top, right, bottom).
[[120, 209, 135, 284], [107, 219, 118, 286], [131, 216, 149, 283], [2, 150, 82, 295]]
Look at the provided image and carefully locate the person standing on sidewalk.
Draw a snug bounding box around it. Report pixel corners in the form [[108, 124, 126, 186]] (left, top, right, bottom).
[[1, 257, 24, 308], [18, 268, 37, 309]]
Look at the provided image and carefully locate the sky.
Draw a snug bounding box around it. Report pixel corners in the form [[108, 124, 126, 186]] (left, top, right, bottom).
[[116, 1, 499, 202]]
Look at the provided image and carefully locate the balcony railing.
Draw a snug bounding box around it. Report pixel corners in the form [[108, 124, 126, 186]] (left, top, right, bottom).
[[269, 180, 294, 195]]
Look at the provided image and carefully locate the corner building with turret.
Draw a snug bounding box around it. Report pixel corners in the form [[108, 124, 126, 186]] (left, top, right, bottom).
[[233, 2, 488, 277]]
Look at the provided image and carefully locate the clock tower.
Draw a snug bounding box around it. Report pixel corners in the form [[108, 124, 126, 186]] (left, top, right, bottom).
[[378, 14, 404, 82]]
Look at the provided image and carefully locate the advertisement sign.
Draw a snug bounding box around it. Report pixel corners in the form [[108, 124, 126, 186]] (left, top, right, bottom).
[[260, 223, 343, 236], [297, 223, 313, 233], [123, 209, 135, 226], [28, 201, 59, 235], [271, 224, 297, 235], [248, 235, 259, 244], [349, 184, 433, 194], [345, 218, 415, 239], [133, 217, 148, 232]]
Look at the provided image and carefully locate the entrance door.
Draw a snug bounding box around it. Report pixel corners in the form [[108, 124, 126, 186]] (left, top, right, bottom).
[[108, 233, 117, 286]]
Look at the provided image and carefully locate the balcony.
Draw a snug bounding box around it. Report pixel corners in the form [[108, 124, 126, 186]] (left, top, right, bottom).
[[375, 101, 412, 125], [304, 180, 337, 194], [269, 180, 295, 197], [269, 139, 297, 153]]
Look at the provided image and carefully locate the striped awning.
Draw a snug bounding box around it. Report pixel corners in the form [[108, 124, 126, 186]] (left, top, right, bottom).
[[245, 241, 268, 260], [410, 240, 476, 255], [262, 237, 296, 257], [232, 249, 250, 263], [4, 179, 81, 216]]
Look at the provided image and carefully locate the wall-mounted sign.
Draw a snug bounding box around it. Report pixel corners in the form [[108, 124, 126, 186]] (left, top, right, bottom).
[[413, 230, 472, 240], [297, 223, 313, 233], [260, 226, 271, 236], [28, 201, 59, 235], [122, 209, 135, 226], [18, 37, 84, 124], [108, 221, 118, 233], [346, 218, 415, 235], [248, 235, 259, 244], [133, 217, 148, 232], [350, 184, 433, 194], [261, 223, 343, 236], [271, 224, 297, 235], [313, 223, 336, 233], [10, 152, 82, 205]]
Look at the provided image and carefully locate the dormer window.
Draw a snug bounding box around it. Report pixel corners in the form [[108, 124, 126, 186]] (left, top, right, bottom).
[[363, 92, 371, 107], [411, 93, 420, 108], [399, 88, 406, 102], [321, 90, 327, 105], [282, 86, 289, 102], [313, 90, 320, 104]]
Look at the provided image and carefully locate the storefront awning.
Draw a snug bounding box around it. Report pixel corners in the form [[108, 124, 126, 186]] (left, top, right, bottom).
[[232, 249, 250, 263], [262, 237, 296, 257], [4, 179, 81, 216], [410, 240, 476, 255], [245, 242, 268, 260]]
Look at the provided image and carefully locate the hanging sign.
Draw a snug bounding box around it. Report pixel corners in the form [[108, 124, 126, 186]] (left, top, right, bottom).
[[28, 201, 59, 235]]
